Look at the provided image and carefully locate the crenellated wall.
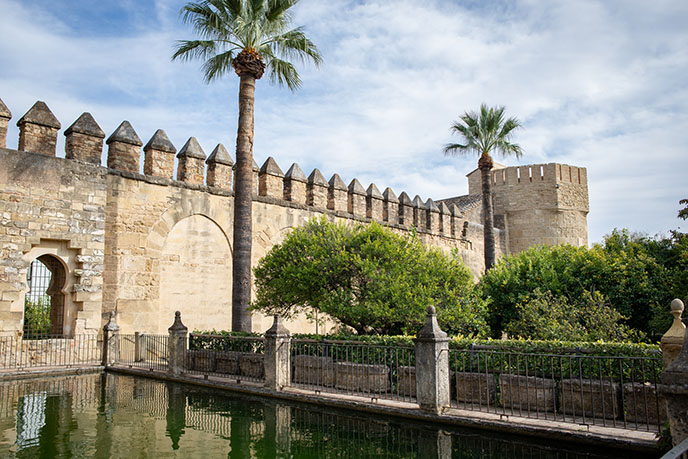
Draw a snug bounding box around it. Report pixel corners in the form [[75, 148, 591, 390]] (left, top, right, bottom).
[[0, 98, 505, 336]]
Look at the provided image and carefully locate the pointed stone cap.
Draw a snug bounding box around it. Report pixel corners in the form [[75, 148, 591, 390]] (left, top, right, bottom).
[[64, 112, 105, 138], [260, 156, 284, 176], [107, 121, 142, 146], [144, 129, 176, 153], [329, 173, 347, 190], [206, 143, 233, 165], [450, 204, 462, 217], [662, 299, 686, 344], [308, 168, 328, 186], [0, 97, 12, 119], [103, 311, 120, 332], [168, 311, 188, 333], [439, 202, 451, 215], [415, 306, 448, 342], [177, 137, 205, 159], [367, 183, 383, 199], [399, 192, 413, 206], [17, 101, 61, 129], [413, 195, 426, 209], [285, 163, 307, 182], [265, 315, 291, 337], [348, 178, 366, 195], [383, 187, 399, 203], [426, 198, 440, 212]]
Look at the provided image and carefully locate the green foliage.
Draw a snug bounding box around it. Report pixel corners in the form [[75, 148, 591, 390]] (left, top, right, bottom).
[[479, 230, 688, 340], [172, 0, 322, 89], [23, 297, 50, 338], [504, 290, 644, 342], [189, 330, 264, 353], [679, 198, 688, 221], [252, 218, 489, 336]]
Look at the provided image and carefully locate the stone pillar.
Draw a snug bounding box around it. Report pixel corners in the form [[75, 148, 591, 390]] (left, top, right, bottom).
[[328, 174, 348, 212], [259, 157, 285, 198], [382, 187, 399, 224], [0, 97, 12, 149], [17, 101, 61, 155], [307, 168, 328, 208], [143, 129, 176, 178], [414, 306, 450, 413], [264, 315, 291, 391], [662, 299, 686, 368], [348, 179, 366, 217], [450, 204, 463, 238], [426, 198, 440, 233], [134, 332, 146, 362], [176, 137, 206, 184], [413, 196, 426, 229], [439, 202, 452, 236], [284, 163, 307, 204], [64, 112, 105, 164], [206, 143, 233, 190], [102, 312, 119, 367], [398, 192, 413, 227], [366, 184, 383, 221], [168, 311, 188, 376], [106, 120, 142, 173]]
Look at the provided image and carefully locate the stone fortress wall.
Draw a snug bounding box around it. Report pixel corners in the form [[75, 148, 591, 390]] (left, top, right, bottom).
[[0, 97, 587, 337]]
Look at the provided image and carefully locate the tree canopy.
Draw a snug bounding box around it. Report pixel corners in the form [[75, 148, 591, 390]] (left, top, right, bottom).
[[252, 218, 488, 336]]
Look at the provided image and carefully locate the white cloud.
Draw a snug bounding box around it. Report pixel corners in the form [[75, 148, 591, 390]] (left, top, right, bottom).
[[0, 0, 686, 244]]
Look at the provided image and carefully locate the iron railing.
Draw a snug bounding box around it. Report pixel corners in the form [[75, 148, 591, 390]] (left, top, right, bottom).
[[116, 333, 169, 372], [449, 347, 664, 432], [290, 339, 416, 402], [0, 334, 100, 370], [186, 333, 265, 384]]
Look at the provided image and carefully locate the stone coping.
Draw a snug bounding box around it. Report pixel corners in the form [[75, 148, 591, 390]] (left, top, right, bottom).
[[105, 366, 658, 454]]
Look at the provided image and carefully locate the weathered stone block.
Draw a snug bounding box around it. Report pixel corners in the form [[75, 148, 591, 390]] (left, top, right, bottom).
[[292, 355, 335, 387], [64, 113, 105, 164], [623, 382, 667, 425], [335, 361, 390, 393], [499, 374, 556, 412], [190, 350, 216, 372], [453, 371, 497, 405], [397, 365, 416, 396], [328, 174, 347, 212], [177, 137, 206, 185], [239, 353, 264, 379], [307, 168, 328, 208], [17, 101, 61, 156], [560, 379, 619, 420], [206, 143, 233, 190], [216, 351, 240, 374]]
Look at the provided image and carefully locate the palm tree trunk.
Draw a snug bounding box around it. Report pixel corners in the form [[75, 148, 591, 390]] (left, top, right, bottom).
[[232, 74, 256, 332], [480, 163, 496, 271]]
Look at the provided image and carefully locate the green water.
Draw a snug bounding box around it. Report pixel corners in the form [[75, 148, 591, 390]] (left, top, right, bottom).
[[0, 373, 646, 458]]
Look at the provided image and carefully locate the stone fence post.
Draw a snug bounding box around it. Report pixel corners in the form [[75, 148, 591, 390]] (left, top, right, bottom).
[[662, 299, 686, 368], [661, 299, 688, 446], [414, 306, 450, 413], [264, 315, 291, 390], [168, 311, 188, 376], [102, 312, 119, 367]]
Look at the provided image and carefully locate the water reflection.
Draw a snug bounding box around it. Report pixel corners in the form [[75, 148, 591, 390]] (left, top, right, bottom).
[[0, 373, 642, 458]]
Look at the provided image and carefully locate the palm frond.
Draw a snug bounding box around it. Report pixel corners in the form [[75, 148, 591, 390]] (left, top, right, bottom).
[[266, 55, 301, 90], [172, 39, 218, 62], [201, 50, 235, 82]]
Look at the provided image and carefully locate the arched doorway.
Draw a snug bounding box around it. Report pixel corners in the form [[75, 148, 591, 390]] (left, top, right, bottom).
[[23, 255, 66, 339]]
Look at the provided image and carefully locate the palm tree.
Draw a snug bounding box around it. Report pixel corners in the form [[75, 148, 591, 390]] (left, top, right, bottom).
[[444, 104, 522, 271], [173, 0, 322, 331]]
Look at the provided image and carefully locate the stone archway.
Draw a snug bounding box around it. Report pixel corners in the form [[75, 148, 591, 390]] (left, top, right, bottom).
[[158, 214, 233, 333]]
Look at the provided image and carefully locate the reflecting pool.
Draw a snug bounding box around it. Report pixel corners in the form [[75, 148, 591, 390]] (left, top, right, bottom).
[[0, 373, 647, 458]]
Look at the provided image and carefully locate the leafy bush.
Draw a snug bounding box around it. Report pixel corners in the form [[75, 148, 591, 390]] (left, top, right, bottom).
[[23, 297, 50, 337], [251, 217, 488, 336]]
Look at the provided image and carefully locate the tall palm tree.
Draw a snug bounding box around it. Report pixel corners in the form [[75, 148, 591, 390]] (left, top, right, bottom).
[[444, 104, 522, 271], [173, 0, 322, 331]]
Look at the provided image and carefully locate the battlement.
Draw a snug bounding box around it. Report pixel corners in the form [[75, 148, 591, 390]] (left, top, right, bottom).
[[468, 163, 587, 193], [0, 97, 470, 241]]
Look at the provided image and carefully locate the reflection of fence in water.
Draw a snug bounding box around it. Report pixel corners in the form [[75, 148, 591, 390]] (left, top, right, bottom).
[[111, 374, 169, 420], [0, 374, 101, 419]]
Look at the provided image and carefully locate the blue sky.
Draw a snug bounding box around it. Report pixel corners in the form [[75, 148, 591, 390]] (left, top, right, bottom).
[[1, 0, 686, 244]]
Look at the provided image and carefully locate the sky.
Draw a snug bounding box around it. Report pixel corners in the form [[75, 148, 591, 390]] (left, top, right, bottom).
[[0, 0, 686, 244]]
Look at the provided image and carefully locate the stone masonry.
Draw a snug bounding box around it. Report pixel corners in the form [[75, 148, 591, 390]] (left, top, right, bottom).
[[0, 97, 588, 337]]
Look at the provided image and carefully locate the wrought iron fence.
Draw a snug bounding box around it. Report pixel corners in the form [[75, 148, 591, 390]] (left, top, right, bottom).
[[290, 339, 416, 402], [449, 347, 664, 432], [115, 333, 169, 372], [185, 333, 265, 384], [0, 334, 100, 370]]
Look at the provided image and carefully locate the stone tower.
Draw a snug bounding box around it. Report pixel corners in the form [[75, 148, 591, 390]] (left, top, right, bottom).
[[465, 162, 589, 254]]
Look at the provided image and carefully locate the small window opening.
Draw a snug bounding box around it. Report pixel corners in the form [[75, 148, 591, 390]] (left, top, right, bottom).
[[23, 255, 66, 339]]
